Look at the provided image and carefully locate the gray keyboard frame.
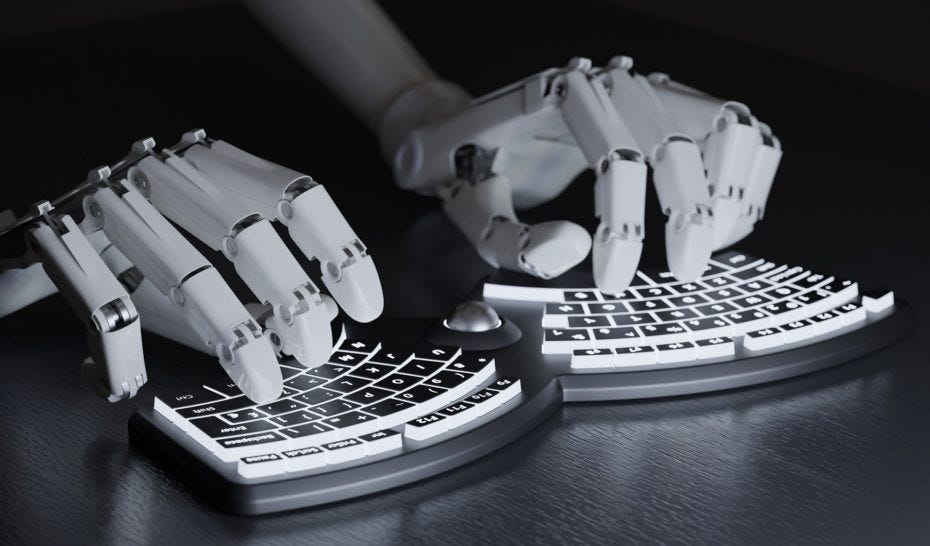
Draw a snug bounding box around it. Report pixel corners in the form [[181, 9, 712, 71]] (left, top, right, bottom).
[[130, 293, 913, 514]]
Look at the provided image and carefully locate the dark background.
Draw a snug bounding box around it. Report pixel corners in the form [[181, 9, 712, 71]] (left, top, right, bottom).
[[1, 1, 929, 544]]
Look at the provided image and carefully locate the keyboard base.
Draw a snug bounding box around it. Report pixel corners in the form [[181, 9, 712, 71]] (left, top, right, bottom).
[[129, 301, 913, 514]]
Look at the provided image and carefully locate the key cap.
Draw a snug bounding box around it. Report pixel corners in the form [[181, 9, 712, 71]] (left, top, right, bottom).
[[667, 294, 709, 307], [216, 431, 289, 461], [736, 279, 773, 293], [424, 370, 472, 389], [220, 409, 266, 423], [448, 354, 495, 374], [542, 328, 592, 353], [695, 337, 735, 359], [656, 308, 698, 322], [329, 351, 365, 366], [324, 376, 372, 394], [488, 377, 521, 405], [343, 386, 394, 405], [174, 396, 253, 420], [310, 399, 360, 417], [614, 345, 656, 367], [572, 348, 615, 369], [404, 413, 448, 441], [835, 301, 867, 326], [237, 453, 286, 479], [639, 322, 690, 345], [668, 281, 707, 294], [766, 285, 800, 299], [293, 388, 341, 405], [862, 291, 894, 313], [191, 416, 277, 438], [361, 398, 415, 418], [368, 348, 407, 366], [546, 303, 584, 315], [348, 363, 395, 381], [627, 299, 670, 312], [359, 429, 402, 455], [705, 287, 742, 301], [568, 315, 611, 328], [725, 309, 772, 335], [322, 411, 380, 437], [203, 380, 246, 397], [374, 373, 422, 391], [256, 398, 307, 416], [269, 410, 317, 427], [284, 374, 327, 391], [611, 312, 656, 326], [398, 359, 444, 377], [732, 294, 771, 308], [634, 286, 676, 299], [282, 446, 327, 472], [682, 316, 733, 339], [306, 364, 352, 380], [655, 341, 697, 363], [322, 438, 367, 464], [280, 422, 336, 447], [695, 301, 739, 316], [339, 339, 379, 353], [397, 384, 449, 405], [464, 388, 504, 416], [564, 290, 598, 302], [743, 326, 785, 351], [589, 302, 628, 314], [158, 388, 223, 409], [780, 319, 818, 344], [439, 401, 478, 429]]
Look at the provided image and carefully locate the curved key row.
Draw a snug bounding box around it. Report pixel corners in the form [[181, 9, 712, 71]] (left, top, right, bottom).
[[153, 338, 521, 478], [484, 251, 896, 370]]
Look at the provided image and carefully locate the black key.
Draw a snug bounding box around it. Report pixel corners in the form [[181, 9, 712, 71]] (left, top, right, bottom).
[[627, 299, 670, 312], [256, 398, 307, 416], [281, 387, 301, 397], [269, 410, 318, 427], [713, 250, 758, 267], [328, 351, 365, 367], [375, 373, 422, 391], [634, 286, 676, 299], [441, 401, 475, 417], [614, 345, 654, 356], [279, 366, 303, 380], [588, 302, 627, 314], [324, 376, 372, 394], [220, 408, 266, 423], [725, 309, 769, 324], [159, 388, 223, 409], [766, 285, 800, 299], [667, 294, 709, 307], [760, 300, 801, 316], [363, 398, 415, 417], [746, 326, 784, 339], [240, 453, 282, 466], [598, 289, 637, 300], [490, 377, 519, 391], [682, 317, 730, 332], [280, 421, 333, 440], [820, 279, 855, 293], [368, 348, 407, 366], [657, 341, 695, 351], [323, 438, 364, 452], [344, 386, 394, 405], [793, 289, 831, 306], [669, 281, 707, 294], [564, 290, 598, 302], [546, 303, 584, 315], [591, 326, 640, 340], [568, 315, 611, 328], [323, 411, 376, 429], [836, 301, 863, 314], [217, 431, 286, 450], [349, 363, 395, 381], [544, 328, 590, 342], [423, 370, 472, 389], [398, 385, 447, 403], [359, 429, 401, 443], [406, 413, 445, 430], [612, 312, 656, 326], [640, 322, 688, 337], [765, 265, 806, 284], [705, 287, 743, 300], [465, 388, 500, 405], [190, 416, 277, 438], [339, 339, 378, 353], [285, 374, 327, 391], [783, 319, 813, 332], [704, 275, 738, 288], [310, 399, 359, 417], [809, 310, 839, 323], [700, 263, 729, 278], [176, 396, 253, 419], [737, 279, 773, 293], [794, 272, 831, 289], [293, 388, 341, 405], [203, 380, 244, 398], [449, 353, 494, 373], [732, 294, 772, 308], [306, 363, 352, 380], [574, 348, 612, 357], [398, 359, 443, 377], [656, 308, 698, 322], [696, 301, 739, 316], [732, 262, 780, 280], [412, 344, 459, 361]]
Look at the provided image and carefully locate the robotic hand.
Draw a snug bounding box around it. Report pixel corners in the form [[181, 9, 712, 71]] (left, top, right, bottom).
[[383, 57, 781, 295], [0, 130, 383, 404], [246, 0, 781, 296]]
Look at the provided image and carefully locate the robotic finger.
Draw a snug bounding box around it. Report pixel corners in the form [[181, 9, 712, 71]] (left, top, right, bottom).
[[599, 57, 715, 281], [83, 179, 283, 404], [557, 58, 647, 294], [27, 203, 146, 402], [179, 138, 384, 323], [131, 138, 332, 367]]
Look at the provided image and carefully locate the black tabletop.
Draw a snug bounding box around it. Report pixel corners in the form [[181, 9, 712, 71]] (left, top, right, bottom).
[[1, 1, 928, 544]]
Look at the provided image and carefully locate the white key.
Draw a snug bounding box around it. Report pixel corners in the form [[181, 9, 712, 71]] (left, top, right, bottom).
[[322, 438, 368, 464], [695, 337, 735, 359], [483, 283, 563, 302], [464, 388, 504, 416], [614, 346, 657, 367], [655, 342, 697, 363], [743, 327, 785, 352], [237, 453, 287, 478], [863, 291, 894, 313], [404, 413, 449, 441], [212, 432, 292, 462], [281, 446, 328, 472], [359, 429, 403, 455], [780, 320, 819, 344], [810, 311, 845, 335], [837, 302, 867, 326], [571, 348, 615, 369]]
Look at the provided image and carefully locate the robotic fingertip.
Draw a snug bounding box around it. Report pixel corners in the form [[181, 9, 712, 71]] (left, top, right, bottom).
[[519, 221, 592, 279]]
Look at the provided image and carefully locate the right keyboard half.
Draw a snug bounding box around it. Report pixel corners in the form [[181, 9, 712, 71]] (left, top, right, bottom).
[[484, 250, 902, 372]]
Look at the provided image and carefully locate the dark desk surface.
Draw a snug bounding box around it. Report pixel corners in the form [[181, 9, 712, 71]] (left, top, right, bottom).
[[1, 1, 928, 544]]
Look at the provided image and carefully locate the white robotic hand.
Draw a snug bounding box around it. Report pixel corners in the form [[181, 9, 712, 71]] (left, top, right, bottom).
[[0, 130, 383, 404], [384, 57, 781, 294]]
